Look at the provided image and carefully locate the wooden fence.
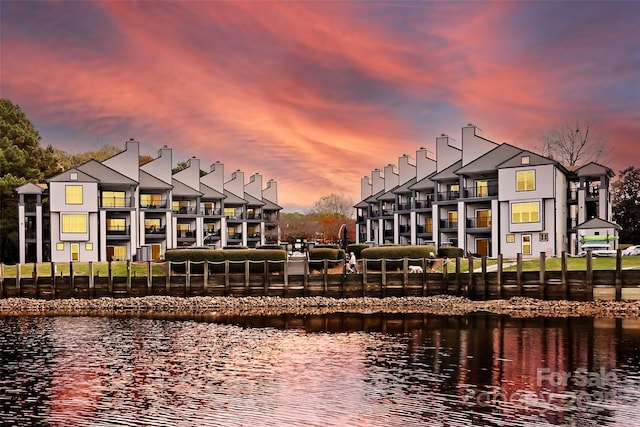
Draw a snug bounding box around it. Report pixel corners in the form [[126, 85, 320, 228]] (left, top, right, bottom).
[[1, 251, 639, 301]]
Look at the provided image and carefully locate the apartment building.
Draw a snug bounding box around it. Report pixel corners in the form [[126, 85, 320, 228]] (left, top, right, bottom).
[[356, 124, 616, 257], [15, 139, 281, 263]]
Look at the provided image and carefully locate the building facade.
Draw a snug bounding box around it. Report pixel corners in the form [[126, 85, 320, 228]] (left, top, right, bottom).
[[15, 139, 281, 263], [356, 124, 616, 257]]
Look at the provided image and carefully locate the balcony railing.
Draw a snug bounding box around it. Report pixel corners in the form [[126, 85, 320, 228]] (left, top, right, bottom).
[[463, 184, 498, 198], [399, 225, 411, 233], [203, 208, 222, 216], [141, 199, 168, 209], [173, 206, 198, 215], [415, 198, 434, 209], [100, 196, 135, 208], [466, 218, 492, 229], [437, 191, 460, 202], [247, 213, 262, 220], [107, 225, 130, 235], [177, 230, 195, 238], [586, 186, 600, 199], [145, 226, 166, 235], [228, 233, 243, 240], [439, 220, 458, 230], [398, 202, 412, 211]]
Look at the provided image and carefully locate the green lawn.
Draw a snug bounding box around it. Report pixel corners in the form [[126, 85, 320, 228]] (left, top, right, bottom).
[[1, 261, 167, 278]]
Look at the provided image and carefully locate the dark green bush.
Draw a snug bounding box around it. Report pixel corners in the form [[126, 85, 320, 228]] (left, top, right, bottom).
[[438, 246, 465, 258], [361, 245, 437, 270], [308, 247, 344, 271], [256, 244, 286, 250], [164, 248, 286, 273]]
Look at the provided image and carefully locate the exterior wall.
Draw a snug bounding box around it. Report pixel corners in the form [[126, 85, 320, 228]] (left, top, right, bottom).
[[461, 125, 498, 167], [103, 139, 140, 182]]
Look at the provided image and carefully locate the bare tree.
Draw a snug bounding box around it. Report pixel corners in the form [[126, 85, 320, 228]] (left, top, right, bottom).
[[310, 193, 354, 218], [538, 119, 610, 167]]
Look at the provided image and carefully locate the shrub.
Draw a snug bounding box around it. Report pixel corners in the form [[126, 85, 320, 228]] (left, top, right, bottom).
[[164, 248, 286, 273], [438, 246, 465, 258], [308, 247, 345, 271], [361, 245, 437, 270]]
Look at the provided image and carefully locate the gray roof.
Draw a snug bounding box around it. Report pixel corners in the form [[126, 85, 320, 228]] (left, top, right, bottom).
[[576, 218, 621, 230], [77, 159, 138, 186], [497, 149, 557, 169], [409, 175, 435, 191], [139, 170, 172, 190], [224, 190, 247, 205], [378, 189, 396, 201], [262, 197, 282, 211], [392, 177, 416, 194], [429, 160, 462, 181], [364, 189, 385, 204], [575, 162, 615, 178], [456, 143, 523, 175], [200, 183, 226, 200], [47, 167, 98, 183], [354, 200, 369, 208], [244, 192, 266, 207], [172, 178, 202, 197], [15, 182, 45, 194]]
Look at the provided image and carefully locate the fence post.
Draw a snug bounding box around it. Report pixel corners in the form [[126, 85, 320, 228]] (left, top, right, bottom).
[[467, 254, 474, 298], [89, 261, 94, 299], [516, 253, 523, 296], [615, 249, 622, 301], [224, 260, 230, 295], [16, 264, 22, 297], [497, 254, 503, 299], [561, 251, 568, 299], [264, 260, 269, 294], [455, 256, 462, 295], [126, 260, 132, 296], [244, 260, 250, 292], [303, 259, 308, 296], [586, 251, 593, 300], [362, 258, 367, 297], [186, 260, 191, 297], [284, 258, 289, 296], [70, 261, 74, 295], [0, 263, 4, 298], [165, 261, 171, 294], [51, 262, 56, 298], [381, 258, 387, 298], [403, 257, 408, 290], [148, 260, 153, 295], [539, 252, 546, 299], [323, 259, 328, 294]]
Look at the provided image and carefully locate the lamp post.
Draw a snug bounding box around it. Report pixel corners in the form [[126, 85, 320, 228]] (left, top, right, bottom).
[[338, 224, 348, 275]]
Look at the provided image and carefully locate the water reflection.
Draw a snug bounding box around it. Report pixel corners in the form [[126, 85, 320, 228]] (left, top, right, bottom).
[[1, 313, 639, 426]]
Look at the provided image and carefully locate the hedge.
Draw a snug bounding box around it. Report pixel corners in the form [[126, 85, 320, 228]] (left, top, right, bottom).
[[347, 243, 369, 259], [438, 246, 465, 258], [164, 248, 286, 273], [308, 247, 345, 271], [361, 245, 437, 270]]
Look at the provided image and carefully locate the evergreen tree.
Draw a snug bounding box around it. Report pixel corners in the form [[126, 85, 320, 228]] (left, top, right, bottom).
[[612, 166, 640, 244]]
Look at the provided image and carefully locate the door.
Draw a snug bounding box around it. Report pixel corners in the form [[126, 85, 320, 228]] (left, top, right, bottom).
[[151, 244, 161, 260], [476, 239, 490, 257], [522, 234, 532, 255]]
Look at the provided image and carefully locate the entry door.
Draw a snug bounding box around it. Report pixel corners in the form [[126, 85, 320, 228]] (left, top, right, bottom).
[[522, 235, 532, 255], [476, 239, 490, 257], [151, 244, 161, 260]]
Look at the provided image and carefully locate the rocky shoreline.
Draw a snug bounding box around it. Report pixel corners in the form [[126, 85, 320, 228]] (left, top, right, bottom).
[[1, 295, 640, 318]]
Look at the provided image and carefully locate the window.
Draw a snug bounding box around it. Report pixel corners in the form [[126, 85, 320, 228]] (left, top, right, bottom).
[[425, 217, 433, 233], [62, 213, 87, 233], [65, 185, 83, 204], [476, 180, 488, 197], [449, 184, 460, 198], [145, 218, 161, 233], [540, 233, 549, 242], [224, 207, 236, 218], [177, 224, 190, 237], [141, 194, 162, 208], [506, 234, 515, 243], [56, 243, 64, 251], [172, 201, 189, 213], [511, 202, 540, 223], [476, 210, 491, 228], [521, 156, 530, 165], [522, 234, 532, 255], [107, 218, 126, 232], [71, 243, 79, 261], [516, 170, 535, 191], [85, 243, 93, 251], [108, 245, 126, 261], [102, 191, 126, 207]]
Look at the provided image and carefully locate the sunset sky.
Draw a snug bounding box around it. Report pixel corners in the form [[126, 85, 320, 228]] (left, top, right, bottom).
[[2, 1, 639, 212]]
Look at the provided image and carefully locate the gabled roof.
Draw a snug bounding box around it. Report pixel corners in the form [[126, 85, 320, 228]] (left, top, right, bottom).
[[354, 200, 369, 208], [378, 189, 396, 201], [139, 170, 172, 190], [47, 167, 98, 183], [409, 175, 435, 191], [392, 177, 416, 195], [15, 182, 45, 194], [262, 197, 282, 211], [575, 162, 615, 178], [364, 189, 385, 204], [429, 160, 462, 181], [200, 183, 225, 200], [172, 178, 202, 197], [77, 159, 138, 186], [576, 217, 621, 230], [223, 190, 247, 205], [497, 149, 559, 170], [244, 192, 266, 207], [455, 143, 523, 175]]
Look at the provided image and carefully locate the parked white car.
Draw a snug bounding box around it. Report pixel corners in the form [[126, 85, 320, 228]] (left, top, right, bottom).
[[623, 245, 640, 256], [578, 243, 617, 257]]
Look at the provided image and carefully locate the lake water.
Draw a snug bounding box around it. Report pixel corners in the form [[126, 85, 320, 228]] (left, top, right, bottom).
[[1, 312, 639, 426]]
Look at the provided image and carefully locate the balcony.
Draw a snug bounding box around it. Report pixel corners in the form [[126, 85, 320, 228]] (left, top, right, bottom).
[[227, 232, 243, 240], [567, 189, 578, 202], [399, 224, 411, 234], [397, 202, 412, 212], [247, 213, 262, 220], [141, 199, 168, 209], [100, 196, 135, 209], [439, 220, 458, 231], [437, 191, 460, 202], [383, 229, 393, 239], [586, 186, 600, 200], [173, 206, 198, 215], [463, 184, 498, 198], [415, 198, 434, 209], [466, 217, 492, 230], [203, 208, 222, 216], [568, 217, 578, 230], [107, 225, 131, 239], [145, 226, 166, 239]]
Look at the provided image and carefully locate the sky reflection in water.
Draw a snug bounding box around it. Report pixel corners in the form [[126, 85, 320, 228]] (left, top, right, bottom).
[[1, 313, 639, 426]]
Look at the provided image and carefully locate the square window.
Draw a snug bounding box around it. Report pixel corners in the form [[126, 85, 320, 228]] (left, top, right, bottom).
[[506, 234, 515, 243], [516, 170, 535, 192], [56, 243, 64, 251], [65, 185, 83, 204], [86, 243, 93, 251], [521, 156, 530, 165], [540, 233, 549, 242]]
